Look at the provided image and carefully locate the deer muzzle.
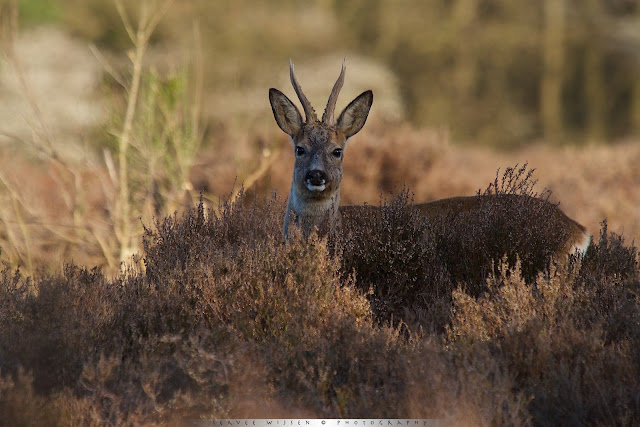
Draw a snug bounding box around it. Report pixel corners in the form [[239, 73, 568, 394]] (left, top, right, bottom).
[[305, 169, 327, 192]]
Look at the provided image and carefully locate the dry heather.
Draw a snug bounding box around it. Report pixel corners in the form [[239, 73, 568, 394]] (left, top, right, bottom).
[[1, 175, 639, 424]]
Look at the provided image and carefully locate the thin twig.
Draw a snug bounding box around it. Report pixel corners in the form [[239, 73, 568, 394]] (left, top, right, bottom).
[[0, 173, 33, 272], [114, 0, 136, 44], [89, 44, 127, 88], [231, 147, 281, 202], [114, 0, 175, 263]]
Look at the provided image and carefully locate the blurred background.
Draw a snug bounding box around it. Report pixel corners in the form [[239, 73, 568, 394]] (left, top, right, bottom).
[[1, 0, 639, 273]]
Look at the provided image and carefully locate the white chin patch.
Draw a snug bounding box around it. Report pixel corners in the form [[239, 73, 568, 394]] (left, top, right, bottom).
[[307, 183, 326, 192]]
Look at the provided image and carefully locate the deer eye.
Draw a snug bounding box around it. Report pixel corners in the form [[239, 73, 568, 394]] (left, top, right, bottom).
[[295, 146, 305, 156], [332, 148, 343, 158]]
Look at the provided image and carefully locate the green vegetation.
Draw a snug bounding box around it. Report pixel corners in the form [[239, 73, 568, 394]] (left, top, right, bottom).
[[1, 0, 202, 270], [17, 0, 60, 26]]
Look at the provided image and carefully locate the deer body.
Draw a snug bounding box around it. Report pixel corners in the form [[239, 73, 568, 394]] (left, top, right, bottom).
[[270, 61, 590, 257], [339, 196, 590, 257]]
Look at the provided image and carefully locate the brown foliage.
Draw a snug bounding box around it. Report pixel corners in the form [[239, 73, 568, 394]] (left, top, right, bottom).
[[448, 226, 640, 425], [0, 181, 638, 424], [339, 165, 580, 333]]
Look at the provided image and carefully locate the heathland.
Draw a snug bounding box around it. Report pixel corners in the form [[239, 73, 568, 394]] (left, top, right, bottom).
[[1, 1, 639, 424]]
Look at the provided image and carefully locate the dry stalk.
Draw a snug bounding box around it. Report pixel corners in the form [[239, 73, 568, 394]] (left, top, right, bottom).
[[0, 2, 81, 216], [0, 172, 33, 272], [0, 1, 88, 272], [230, 147, 281, 203], [113, 0, 175, 263], [180, 21, 205, 207]]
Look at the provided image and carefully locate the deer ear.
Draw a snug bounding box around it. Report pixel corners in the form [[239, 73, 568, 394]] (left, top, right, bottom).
[[336, 90, 373, 138], [269, 88, 303, 137]]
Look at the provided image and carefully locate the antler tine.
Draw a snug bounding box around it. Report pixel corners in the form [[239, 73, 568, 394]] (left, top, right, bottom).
[[322, 57, 346, 125], [289, 59, 318, 123]]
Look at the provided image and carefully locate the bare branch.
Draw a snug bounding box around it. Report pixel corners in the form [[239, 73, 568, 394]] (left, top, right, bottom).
[[115, 0, 136, 44], [89, 44, 127, 89]]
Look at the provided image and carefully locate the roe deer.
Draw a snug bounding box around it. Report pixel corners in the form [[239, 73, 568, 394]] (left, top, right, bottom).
[[269, 60, 591, 257]]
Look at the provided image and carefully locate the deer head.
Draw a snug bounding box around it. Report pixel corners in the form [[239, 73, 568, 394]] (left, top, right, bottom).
[[269, 59, 373, 237]]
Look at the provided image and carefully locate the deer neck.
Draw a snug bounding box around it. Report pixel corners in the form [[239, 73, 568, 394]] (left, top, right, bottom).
[[284, 185, 341, 237]]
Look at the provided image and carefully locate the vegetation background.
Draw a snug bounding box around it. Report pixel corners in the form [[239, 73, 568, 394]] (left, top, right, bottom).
[[0, 0, 639, 424], [1, 0, 639, 273]]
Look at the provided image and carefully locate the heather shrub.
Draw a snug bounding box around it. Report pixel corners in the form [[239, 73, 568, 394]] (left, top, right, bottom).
[[142, 194, 409, 416], [0, 330, 243, 424], [1, 183, 639, 424], [576, 220, 640, 356], [338, 165, 572, 333], [0, 264, 117, 392], [340, 190, 453, 332], [143, 191, 283, 284], [0, 369, 66, 426], [0, 195, 285, 421], [448, 225, 640, 425], [431, 165, 573, 289], [0, 193, 417, 421], [405, 341, 532, 425]]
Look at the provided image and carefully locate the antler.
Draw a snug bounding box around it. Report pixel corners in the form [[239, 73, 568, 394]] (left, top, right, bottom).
[[289, 59, 318, 123], [322, 58, 346, 125]]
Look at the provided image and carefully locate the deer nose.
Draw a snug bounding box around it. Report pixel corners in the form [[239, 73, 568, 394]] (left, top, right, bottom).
[[306, 170, 327, 186]]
